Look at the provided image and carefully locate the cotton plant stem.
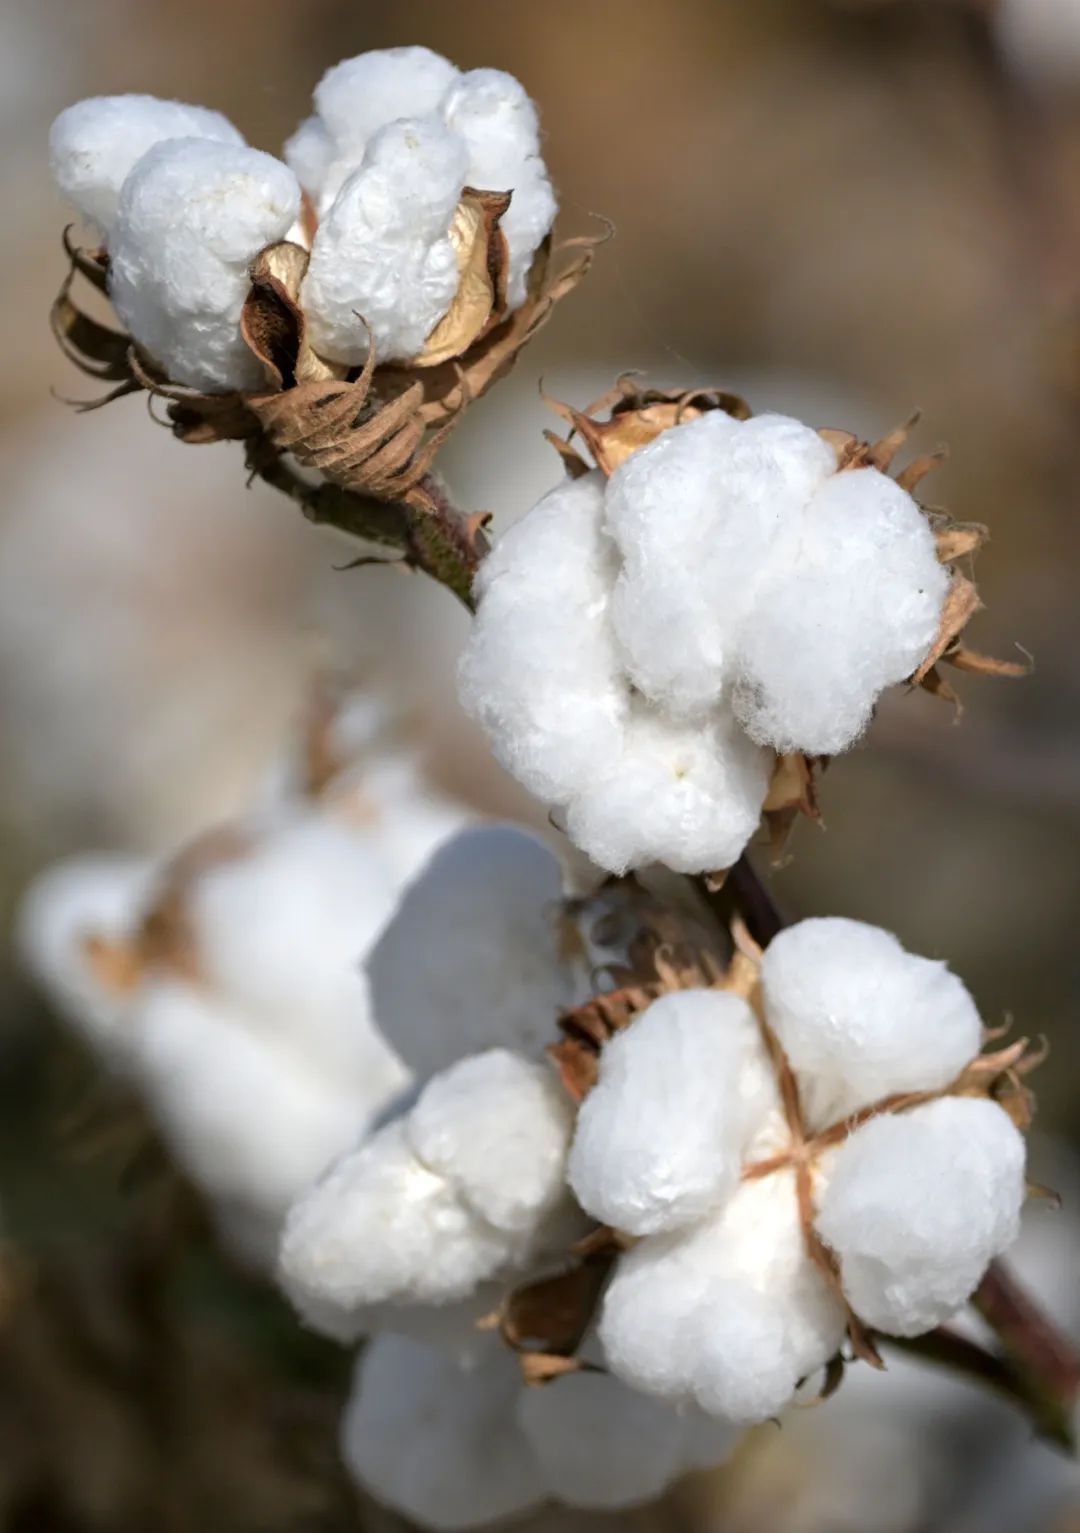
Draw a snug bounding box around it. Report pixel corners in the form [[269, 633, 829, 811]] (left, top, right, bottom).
[[245, 438, 486, 611], [703, 850, 1080, 1448]]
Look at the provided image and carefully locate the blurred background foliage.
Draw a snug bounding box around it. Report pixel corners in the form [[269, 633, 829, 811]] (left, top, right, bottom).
[[2, 0, 1080, 1528]]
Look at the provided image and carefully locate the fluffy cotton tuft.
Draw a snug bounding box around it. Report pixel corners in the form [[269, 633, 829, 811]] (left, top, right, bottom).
[[760, 917, 983, 1129], [301, 115, 468, 364], [107, 138, 301, 392], [568, 989, 773, 1235], [440, 68, 556, 307], [461, 414, 948, 873], [49, 94, 244, 236], [815, 1097, 1027, 1335], [15, 853, 151, 1060], [279, 1050, 577, 1335], [341, 1336, 546, 1531], [367, 825, 571, 1078]]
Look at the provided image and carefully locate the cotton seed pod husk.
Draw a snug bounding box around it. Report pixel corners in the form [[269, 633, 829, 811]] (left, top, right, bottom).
[[51, 207, 602, 507]]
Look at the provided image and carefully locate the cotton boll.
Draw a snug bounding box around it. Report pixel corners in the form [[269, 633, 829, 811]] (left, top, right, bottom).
[[341, 1336, 545, 1532], [761, 917, 983, 1130], [408, 1050, 575, 1237], [188, 813, 406, 1092], [816, 1097, 1027, 1336], [49, 94, 244, 238], [732, 467, 947, 756], [16, 853, 151, 1062], [517, 1368, 687, 1510], [108, 138, 301, 392], [302, 116, 468, 365], [564, 705, 771, 875], [367, 825, 571, 1078], [282, 114, 333, 204], [606, 413, 834, 715], [440, 69, 556, 307], [568, 990, 772, 1235], [314, 47, 459, 158], [133, 981, 371, 1250], [277, 1118, 510, 1332], [459, 471, 628, 807]]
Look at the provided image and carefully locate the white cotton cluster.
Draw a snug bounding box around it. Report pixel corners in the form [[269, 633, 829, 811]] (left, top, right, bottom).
[[460, 413, 949, 873], [49, 94, 245, 237], [564, 916, 1027, 1423], [51, 48, 555, 386], [17, 702, 468, 1269], [279, 1048, 577, 1338], [341, 1332, 738, 1530], [290, 47, 556, 359], [108, 139, 301, 393]]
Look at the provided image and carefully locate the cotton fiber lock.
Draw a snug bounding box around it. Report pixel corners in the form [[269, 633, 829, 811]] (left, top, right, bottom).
[[460, 409, 950, 873], [50, 47, 557, 390]]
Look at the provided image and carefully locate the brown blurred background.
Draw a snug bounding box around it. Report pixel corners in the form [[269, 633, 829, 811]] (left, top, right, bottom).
[[2, 0, 1080, 1529]]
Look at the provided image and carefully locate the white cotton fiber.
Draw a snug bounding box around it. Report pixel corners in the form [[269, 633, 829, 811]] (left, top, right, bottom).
[[108, 137, 301, 392], [49, 94, 244, 237], [459, 471, 628, 808], [605, 412, 833, 716], [599, 1172, 845, 1422], [408, 1050, 575, 1236], [367, 825, 571, 1078], [732, 467, 948, 755], [277, 1118, 510, 1328], [563, 704, 771, 874], [517, 1367, 687, 1510], [132, 980, 371, 1253], [761, 917, 983, 1130], [815, 1096, 1027, 1336], [282, 114, 333, 203], [440, 68, 556, 306], [341, 1336, 546, 1531], [189, 813, 406, 1092], [16, 853, 151, 1062], [302, 115, 468, 364], [568, 990, 769, 1235], [314, 46, 460, 156]]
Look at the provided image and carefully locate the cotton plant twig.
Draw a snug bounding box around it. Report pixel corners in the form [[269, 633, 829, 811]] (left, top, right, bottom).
[[708, 851, 1080, 1449]]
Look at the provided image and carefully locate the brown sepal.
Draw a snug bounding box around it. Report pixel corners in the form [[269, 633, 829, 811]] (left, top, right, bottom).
[[912, 572, 983, 687], [762, 753, 823, 865], [496, 1256, 614, 1374], [414, 189, 511, 367], [544, 374, 752, 478]]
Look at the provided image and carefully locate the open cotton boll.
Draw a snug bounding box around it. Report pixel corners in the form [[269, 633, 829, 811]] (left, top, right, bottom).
[[564, 705, 771, 875], [606, 413, 834, 715], [816, 1097, 1027, 1336], [568, 990, 772, 1236], [440, 68, 556, 307], [302, 116, 468, 365], [49, 94, 244, 238], [408, 1050, 576, 1237], [188, 813, 407, 1090], [516, 1368, 688, 1511], [16, 853, 151, 1062], [108, 138, 301, 392], [367, 825, 571, 1078], [133, 981, 372, 1254], [459, 471, 627, 808], [277, 1117, 510, 1333], [732, 467, 947, 756], [761, 917, 983, 1131], [341, 1336, 546, 1532]]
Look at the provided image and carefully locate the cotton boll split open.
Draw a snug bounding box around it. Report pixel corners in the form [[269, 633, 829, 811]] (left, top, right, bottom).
[[460, 410, 949, 874], [278, 1048, 579, 1337], [107, 139, 301, 392], [566, 917, 1027, 1422], [49, 94, 244, 237]]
